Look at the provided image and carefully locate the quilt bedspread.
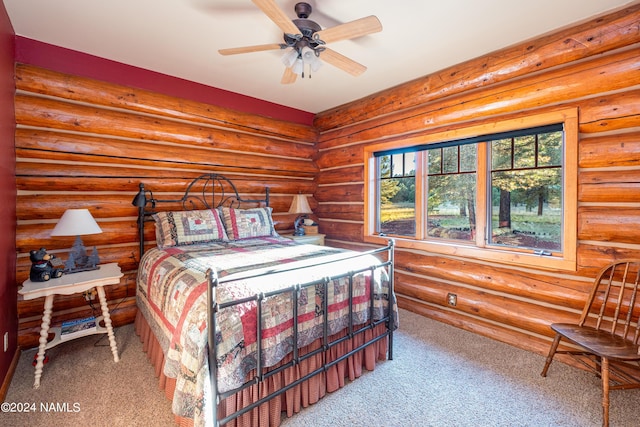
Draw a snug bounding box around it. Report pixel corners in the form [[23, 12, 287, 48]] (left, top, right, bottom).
[[135, 236, 394, 422]]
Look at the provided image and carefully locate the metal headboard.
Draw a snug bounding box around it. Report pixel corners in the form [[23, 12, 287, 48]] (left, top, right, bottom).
[[132, 173, 270, 257]]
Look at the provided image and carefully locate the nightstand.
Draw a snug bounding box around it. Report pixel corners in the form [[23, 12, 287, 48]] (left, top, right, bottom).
[[19, 262, 123, 388], [282, 233, 326, 246]]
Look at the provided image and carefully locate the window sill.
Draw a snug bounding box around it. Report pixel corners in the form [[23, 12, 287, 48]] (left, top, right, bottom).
[[365, 234, 576, 271]]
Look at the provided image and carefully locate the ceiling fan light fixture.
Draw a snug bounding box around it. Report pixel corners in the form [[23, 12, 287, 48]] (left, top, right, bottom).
[[281, 48, 299, 68], [309, 57, 322, 73], [302, 46, 322, 73], [292, 57, 304, 76]]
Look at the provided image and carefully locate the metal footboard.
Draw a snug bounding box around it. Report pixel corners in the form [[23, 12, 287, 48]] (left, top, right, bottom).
[[206, 240, 395, 426]]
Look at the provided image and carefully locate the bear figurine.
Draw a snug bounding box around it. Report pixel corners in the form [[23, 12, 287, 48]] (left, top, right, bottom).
[[29, 248, 64, 282]]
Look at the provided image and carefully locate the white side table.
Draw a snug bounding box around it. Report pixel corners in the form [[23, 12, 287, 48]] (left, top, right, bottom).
[[19, 262, 123, 388]]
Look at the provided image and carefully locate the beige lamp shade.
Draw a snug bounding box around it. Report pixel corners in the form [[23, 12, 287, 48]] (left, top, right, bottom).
[[288, 194, 312, 214], [50, 209, 103, 236]]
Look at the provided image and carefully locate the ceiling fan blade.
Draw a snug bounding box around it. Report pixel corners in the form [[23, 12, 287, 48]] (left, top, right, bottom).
[[218, 43, 283, 56], [281, 67, 297, 84], [252, 0, 300, 36], [320, 48, 367, 76], [315, 16, 382, 44]]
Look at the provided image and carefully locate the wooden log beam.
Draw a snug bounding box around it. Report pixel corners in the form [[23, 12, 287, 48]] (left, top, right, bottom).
[[318, 49, 640, 150], [395, 250, 591, 307], [577, 245, 640, 278], [316, 166, 363, 185], [579, 130, 640, 168], [578, 207, 640, 244], [16, 149, 316, 179], [16, 165, 315, 198], [315, 183, 363, 203], [395, 276, 579, 338], [314, 5, 640, 131], [316, 145, 364, 169], [553, 87, 640, 134], [16, 64, 318, 142], [318, 221, 362, 242], [14, 98, 317, 164], [16, 194, 137, 220], [314, 203, 363, 221], [579, 169, 640, 203]]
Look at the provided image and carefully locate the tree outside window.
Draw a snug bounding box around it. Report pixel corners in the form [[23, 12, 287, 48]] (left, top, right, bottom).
[[376, 126, 564, 253], [489, 131, 563, 251], [378, 153, 415, 236]]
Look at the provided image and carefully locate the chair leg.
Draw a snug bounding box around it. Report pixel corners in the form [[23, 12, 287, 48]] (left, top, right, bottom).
[[601, 357, 610, 427], [541, 333, 562, 377]]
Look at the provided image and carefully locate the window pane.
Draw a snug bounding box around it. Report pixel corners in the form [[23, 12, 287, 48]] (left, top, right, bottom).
[[442, 146, 458, 174], [460, 144, 476, 172], [379, 154, 415, 237], [489, 131, 563, 252], [492, 138, 512, 170], [513, 135, 535, 168], [427, 174, 476, 241], [538, 131, 563, 167], [428, 149, 442, 174], [426, 146, 477, 242], [404, 152, 416, 176], [380, 154, 391, 178], [391, 154, 404, 177]]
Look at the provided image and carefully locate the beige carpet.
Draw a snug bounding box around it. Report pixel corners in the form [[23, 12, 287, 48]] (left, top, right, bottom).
[[4, 309, 639, 426], [3, 322, 175, 427]]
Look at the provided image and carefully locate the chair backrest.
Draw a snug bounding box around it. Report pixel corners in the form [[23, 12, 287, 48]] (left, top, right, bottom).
[[579, 259, 640, 344]]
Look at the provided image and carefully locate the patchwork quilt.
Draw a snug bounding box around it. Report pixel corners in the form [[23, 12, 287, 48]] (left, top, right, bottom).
[[136, 236, 394, 423]]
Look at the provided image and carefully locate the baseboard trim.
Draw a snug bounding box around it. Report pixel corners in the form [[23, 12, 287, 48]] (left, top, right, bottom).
[[0, 347, 22, 402]]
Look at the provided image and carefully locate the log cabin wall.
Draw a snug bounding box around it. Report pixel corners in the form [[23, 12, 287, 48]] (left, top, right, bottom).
[[15, 64, 318, 348], [313, 4, 640, 357]]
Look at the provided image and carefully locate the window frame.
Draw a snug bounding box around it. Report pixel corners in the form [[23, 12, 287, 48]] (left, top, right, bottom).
[[364, 108, 578, 271]]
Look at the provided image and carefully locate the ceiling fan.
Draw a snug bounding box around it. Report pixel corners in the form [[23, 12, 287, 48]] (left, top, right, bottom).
[[218, 0, 382, 84]]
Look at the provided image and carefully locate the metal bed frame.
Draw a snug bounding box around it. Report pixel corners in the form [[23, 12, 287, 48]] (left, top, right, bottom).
[[132, 173, 395, 426]]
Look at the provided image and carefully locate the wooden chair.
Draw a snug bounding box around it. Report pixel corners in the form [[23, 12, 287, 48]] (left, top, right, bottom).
[[541, 259, 640, 427]]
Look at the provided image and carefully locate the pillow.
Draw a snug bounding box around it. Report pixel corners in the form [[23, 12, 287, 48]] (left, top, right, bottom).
[[153, 209, 229, 248], [220, 207, 276, 240]]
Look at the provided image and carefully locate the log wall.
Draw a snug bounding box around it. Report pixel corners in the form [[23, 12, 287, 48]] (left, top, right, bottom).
[[313, 4, 640, 356], [15, 64, 318, 348]]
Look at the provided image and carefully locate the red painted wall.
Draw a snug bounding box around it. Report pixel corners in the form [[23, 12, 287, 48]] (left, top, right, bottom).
[[14, 37, 315, 126], [0, 0, 17, 389]]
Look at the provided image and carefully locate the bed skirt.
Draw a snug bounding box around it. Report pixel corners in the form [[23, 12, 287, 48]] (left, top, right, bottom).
[[135, 310, 389, 427]]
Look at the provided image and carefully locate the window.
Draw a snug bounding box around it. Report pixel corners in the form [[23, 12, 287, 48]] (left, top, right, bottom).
[[489, 130, 563, 252], [365, 109, 578, 271], [426, 144, 477, 243], [379, 152, 416, 236]]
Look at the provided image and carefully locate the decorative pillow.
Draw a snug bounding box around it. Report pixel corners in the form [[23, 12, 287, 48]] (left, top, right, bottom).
[[220, 207, 276, 240], [153, 209, 229, 248]]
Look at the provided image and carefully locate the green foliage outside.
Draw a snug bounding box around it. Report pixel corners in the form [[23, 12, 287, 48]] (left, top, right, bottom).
[[378, 130, 563, 250]]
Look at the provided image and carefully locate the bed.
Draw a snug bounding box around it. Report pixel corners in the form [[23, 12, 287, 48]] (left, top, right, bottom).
[[132, 174, 397, 427]]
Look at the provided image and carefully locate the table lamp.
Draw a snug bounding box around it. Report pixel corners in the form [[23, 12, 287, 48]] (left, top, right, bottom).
[[289, 194, 312, 236], [50, 208, 103, 273]]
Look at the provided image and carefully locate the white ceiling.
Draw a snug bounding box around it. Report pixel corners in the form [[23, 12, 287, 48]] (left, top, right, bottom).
[[3, 0, 634, 114]]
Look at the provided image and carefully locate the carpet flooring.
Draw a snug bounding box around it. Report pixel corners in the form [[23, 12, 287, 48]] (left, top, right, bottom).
[[4, 309, 639, 426]]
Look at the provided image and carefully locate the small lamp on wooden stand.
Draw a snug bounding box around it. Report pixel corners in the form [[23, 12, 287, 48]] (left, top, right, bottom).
[[289, 194, 312, 236], [50, 209, 103, 274]]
